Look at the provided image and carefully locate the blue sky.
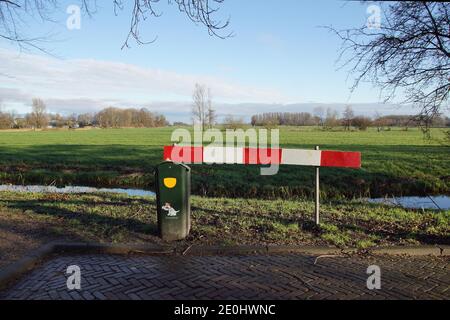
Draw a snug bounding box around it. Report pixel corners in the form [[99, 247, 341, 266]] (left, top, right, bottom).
[[0, 0, 425, 122]]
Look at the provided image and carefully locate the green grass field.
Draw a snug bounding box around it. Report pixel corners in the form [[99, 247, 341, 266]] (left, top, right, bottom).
[[0, 126, 448, 199], [0, 127, 448, 260]]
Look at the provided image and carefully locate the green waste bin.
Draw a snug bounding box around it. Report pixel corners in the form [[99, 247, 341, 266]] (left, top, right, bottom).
[[155, 161, 191, 241]]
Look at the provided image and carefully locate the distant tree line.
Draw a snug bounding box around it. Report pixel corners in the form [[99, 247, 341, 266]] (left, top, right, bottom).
[[94, 107, 168, 128], [251, 112, 317, 127], [0, 99, 168, 129], [251, 107, 450, 131]]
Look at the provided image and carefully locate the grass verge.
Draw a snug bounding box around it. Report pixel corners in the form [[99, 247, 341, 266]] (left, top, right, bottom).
[[0, 191, 448, 267]]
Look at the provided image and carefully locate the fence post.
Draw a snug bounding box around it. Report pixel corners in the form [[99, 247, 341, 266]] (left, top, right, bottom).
[[315, 146, 320, 225]]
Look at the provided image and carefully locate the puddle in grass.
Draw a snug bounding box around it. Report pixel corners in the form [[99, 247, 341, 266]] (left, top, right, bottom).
[[0, 185, 155, 197], [367, 196, 450, 210], [0, 185, 448, 210]]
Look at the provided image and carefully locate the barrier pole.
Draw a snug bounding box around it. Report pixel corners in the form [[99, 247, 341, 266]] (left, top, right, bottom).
[[315, 146, 320, 225]]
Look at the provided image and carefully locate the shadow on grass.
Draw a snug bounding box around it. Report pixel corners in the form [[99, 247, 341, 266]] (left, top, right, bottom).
[[0, 218, 88, 243], [0, 199, 159, 238], [0, 143, 448, 197], [0, 144, 162, 170]]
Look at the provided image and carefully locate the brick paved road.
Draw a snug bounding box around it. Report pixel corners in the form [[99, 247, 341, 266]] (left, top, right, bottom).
[[1, 254, 449, 300]]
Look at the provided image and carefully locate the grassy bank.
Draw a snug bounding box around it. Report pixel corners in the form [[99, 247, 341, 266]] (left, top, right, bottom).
[[0, 127, 448, 199], [0, 191, 448, 250]]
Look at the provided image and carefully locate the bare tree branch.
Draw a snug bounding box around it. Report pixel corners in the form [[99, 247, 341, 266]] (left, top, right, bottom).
[[0, 0, 231, 51], [326, 1, 450, 129]]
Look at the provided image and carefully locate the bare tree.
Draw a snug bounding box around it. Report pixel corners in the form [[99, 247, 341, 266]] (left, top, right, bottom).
[[342, 105, 354, 131], [250, 112, 315, 126], [324, 108, 339, 129], [0, 111, 13, 129], [77, 113, 94, 127], [192, 83, 214, 131], [373, 111, 385, 132], [0, 0, 231, 51], [329, 2, 449, 127], [94, 106, 165, 128], [29, 98, 48, 129], [223, 114, 245, 130], [205, 88, 216, 128], [313, 106, 325, 126], [352, 116, 372, 131]]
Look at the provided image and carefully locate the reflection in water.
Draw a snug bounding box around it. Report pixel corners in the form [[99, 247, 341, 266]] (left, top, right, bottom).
[[0, 185, 448, 210], [368, 196, 450, 210], [0, 185, 155, 197]]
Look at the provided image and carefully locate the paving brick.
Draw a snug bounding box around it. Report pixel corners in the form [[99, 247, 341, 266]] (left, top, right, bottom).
[[1, 254, 448, 300]]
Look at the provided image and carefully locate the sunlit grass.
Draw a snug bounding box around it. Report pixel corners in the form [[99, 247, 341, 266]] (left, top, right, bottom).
[[0, 191, 447, 248], [0, 126, 448, 199]]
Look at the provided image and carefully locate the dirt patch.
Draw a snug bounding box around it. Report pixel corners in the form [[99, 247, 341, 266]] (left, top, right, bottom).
[[0, 208, 78, 269]]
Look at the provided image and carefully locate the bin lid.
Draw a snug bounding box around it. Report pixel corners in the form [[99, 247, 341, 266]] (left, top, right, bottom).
[[156, 161, 191, 172]]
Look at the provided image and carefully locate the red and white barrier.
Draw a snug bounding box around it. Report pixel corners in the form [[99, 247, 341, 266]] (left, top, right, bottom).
[[163, 146, 361, 168]]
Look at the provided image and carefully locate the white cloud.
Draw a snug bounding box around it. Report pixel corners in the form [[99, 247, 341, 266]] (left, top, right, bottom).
[[0, 87, 32, 102], [0, 48, 287, 110], [0, 48, 430, 122]]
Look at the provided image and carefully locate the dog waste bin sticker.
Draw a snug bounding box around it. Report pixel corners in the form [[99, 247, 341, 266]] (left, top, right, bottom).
[[161, 177, 180, 217], [162, 203, 179, 217], [163, 177, 177, 189]]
